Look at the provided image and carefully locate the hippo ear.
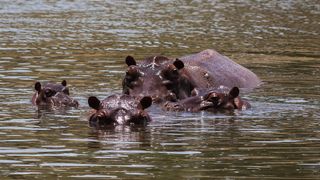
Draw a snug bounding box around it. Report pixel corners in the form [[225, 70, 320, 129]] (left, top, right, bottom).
[[88, 96, 101, 110], [61, 80, 67, 86], [125, 56, 136, 66], [173, 58, 184, 70], [35, 82, 41, 92], [139, 96, 152, 109], [229, 87, 239, 99]]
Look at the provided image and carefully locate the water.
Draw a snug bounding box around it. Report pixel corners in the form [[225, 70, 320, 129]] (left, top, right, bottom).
[[0, 0, 319, 179]]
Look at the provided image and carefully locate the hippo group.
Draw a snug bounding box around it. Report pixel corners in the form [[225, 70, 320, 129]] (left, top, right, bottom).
[[32, 49, 261, 128]]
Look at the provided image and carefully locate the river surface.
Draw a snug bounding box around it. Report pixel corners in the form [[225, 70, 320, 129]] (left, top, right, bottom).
[[0, 0, 319, 179]]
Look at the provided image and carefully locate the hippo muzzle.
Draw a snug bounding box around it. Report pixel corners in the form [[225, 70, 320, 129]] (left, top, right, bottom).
[[88, 95, 152, 128]]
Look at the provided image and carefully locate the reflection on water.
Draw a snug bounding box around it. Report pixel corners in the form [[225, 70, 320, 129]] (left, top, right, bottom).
[[0, 0, 319, 179]]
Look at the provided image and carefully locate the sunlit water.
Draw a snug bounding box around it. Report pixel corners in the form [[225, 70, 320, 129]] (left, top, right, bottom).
[[0, 0, 319, 179]]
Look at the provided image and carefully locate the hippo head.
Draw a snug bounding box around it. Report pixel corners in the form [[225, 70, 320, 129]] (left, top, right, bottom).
[[122, 55, 194, 103], [163, 87, 250, 112], [88, 95, 152, 127], [201, 87, 250, 111], [32, 80, 78, 107]]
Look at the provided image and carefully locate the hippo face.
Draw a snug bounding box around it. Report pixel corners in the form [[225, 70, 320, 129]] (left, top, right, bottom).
[[88, 94, 152, 127], [202, 87, 243, 110], [163, 87, 250, 112], [32, 80, 79, 108], [122, 56, 194, 103]]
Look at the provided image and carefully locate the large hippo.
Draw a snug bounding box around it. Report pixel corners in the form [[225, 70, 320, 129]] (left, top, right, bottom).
[[122, 49, 261, 102], [88, 94, 152, 127], [163, 86, 251, 112], [32, 80, 79, 108]]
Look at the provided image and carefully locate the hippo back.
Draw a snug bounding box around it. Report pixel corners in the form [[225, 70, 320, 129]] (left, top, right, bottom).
[[180, 49, 261, 90]]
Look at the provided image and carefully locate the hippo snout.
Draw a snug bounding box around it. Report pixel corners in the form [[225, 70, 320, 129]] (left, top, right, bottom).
[[88, 94, 152, 128], [111, 108, 131, 125]]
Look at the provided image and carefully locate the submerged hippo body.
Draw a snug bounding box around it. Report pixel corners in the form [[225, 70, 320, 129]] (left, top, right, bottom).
[[122, 49, 261, 102], [32, 80, 79, 108], [88, 94, 152, 127], [179, 49, 261, 90], [163, 86, 251, 112]]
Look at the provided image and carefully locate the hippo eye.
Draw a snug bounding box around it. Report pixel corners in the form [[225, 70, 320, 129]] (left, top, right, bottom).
[[62, 88, 70, 95], [126, 66, 140, 76], [97, 115, 104, 121], [224, 102, 236, 110], [162, 80, 173, 89], [44, 89, 56, 97], [97, 114, 113, 125], [172, 68, 178, 75], [208, 96, 219, 102], [209, 97, 221, 107], [129, 112, 149, 125], [125, 67, 141, 82], [205, 93, 223, 107], [161, 66, 180, 81]]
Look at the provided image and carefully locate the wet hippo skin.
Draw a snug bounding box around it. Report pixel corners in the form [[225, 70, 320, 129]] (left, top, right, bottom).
[[122, 55, 193, 102], [32, 80, 79, 108], [122, 49, 261, 103], [88, 94, 152, 127], [179, 49, 261, 90], [163, 87, 251, 112]]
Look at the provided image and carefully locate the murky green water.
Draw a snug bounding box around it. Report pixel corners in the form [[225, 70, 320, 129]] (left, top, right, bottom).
[[0, 0, 319, 179]]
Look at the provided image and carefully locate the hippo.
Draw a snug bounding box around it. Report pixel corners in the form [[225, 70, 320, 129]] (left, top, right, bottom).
[[122, 55, 193, 102], [162, 87, 251, 112], [32, 80, 79, 108], [88, 94, 152, 127], [122, 49, 261, 103]]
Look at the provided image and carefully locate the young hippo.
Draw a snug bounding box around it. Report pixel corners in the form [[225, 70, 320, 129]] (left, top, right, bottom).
[[32, 80, 79, 108], [88, 94, 152, 127], [122, 55, 193, 102], [163, 87, 251, 112]]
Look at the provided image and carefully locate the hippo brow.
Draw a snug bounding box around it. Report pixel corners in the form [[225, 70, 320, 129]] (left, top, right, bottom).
[[53, 92, 61, 97], [53, 92, 70, 99], [142, 56, 160, 70]]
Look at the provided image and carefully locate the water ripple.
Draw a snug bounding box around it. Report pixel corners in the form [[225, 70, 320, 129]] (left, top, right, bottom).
[[96, 150, 201, 155], [0, 148, 74, 154], [0, 0, 319, 179]]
